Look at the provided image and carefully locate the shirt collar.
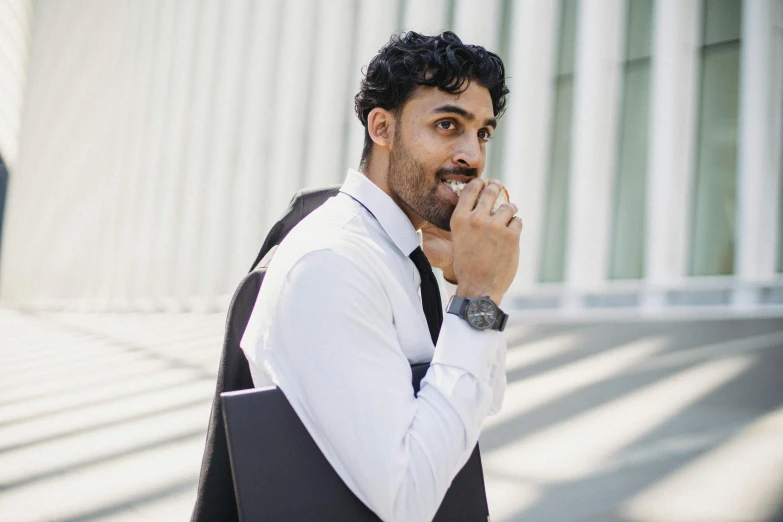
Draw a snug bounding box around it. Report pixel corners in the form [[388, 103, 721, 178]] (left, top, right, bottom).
[[340, 169, 421, 256]]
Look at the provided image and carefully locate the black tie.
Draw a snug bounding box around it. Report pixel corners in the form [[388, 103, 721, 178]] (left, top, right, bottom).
[[409, 246, 443, 345]]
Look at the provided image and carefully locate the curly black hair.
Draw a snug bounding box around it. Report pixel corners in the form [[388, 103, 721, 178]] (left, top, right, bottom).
[[355, 31, 510, 170]]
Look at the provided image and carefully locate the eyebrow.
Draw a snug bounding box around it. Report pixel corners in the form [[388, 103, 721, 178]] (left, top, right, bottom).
[[431, 104, 497, 129]]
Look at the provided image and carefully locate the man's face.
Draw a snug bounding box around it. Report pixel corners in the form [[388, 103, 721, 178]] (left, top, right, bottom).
[[387, 82, 496, 231]]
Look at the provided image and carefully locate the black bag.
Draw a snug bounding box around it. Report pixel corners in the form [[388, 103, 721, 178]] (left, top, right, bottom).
[[220, 364, 429, 521]]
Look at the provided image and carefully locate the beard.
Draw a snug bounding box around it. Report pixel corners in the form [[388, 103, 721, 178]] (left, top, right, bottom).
[[387, 132, 473, 231]]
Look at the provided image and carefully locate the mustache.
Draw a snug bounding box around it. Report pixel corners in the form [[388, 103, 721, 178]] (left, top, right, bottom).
[[436, 167, 478, 179]]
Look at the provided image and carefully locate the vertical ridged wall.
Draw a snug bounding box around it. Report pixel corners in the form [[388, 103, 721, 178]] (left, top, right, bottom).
[[1, 0, 781, 311]]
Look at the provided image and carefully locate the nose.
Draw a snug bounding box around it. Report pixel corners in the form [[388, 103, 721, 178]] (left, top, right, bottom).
[[452, 133, 483, 169]]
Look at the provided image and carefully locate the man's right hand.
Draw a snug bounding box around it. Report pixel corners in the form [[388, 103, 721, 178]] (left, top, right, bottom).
[[450, 178, 522, 305]]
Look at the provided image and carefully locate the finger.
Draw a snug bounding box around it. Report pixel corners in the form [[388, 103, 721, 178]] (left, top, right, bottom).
[[508, 215, 523, 233], [474, 179, 502, 215], [492, 202, 518, 222], [454, 178, 486, 213]]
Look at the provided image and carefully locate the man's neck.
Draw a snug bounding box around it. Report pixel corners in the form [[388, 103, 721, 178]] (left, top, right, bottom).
[[360, 162, 425, 231]]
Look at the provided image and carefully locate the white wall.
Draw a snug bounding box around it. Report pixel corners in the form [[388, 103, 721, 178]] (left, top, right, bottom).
[[1, 0, 781, 314], [1, 0, 382, 310]]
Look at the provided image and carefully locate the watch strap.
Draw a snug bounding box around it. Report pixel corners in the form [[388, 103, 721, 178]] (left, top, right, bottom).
[[446, 296, 468, 316]]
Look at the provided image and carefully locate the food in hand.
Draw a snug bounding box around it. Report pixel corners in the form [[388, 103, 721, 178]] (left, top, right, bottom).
[[444, 179, 511, 215]]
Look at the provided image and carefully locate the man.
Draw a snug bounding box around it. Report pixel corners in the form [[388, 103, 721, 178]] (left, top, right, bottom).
[[241, 31, 521, 521]]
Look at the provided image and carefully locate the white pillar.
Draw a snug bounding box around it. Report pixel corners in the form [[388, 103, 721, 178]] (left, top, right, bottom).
[[263, 0, 317, 232], [196, 0, 252, 301], [104, 0, 161, 307], [102, 0, 147, 309], [229, 0, 284, 281], [90, 0, 143, 309], [734, 0, 783, 306], [452, 0, 501, 51], [302, 0, 356, 188], [643, 0, 702, 308], [148, 0, 211, 308], [134, 0, 181, 307], [93, 0, 137, 309], [345, 0, 400, 174], [403, 0, 448, 34], [565, 0, 625, 298], [502, 0, 560, 297], [172, 0, 224, 304]]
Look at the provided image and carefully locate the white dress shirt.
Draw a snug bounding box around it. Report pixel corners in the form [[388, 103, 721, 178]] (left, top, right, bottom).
[[241, 169, 507, 522]]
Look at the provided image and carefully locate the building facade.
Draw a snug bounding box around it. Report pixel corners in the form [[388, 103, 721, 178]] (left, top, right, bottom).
[[0, 0, 781, 317]]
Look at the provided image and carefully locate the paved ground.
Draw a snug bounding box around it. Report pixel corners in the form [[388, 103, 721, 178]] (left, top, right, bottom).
[[0, 309, 782, 521]]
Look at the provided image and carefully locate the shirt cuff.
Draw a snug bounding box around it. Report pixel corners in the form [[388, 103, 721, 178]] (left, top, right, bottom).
[[432, 313, 501, 383], [441, 276, 457, 296]]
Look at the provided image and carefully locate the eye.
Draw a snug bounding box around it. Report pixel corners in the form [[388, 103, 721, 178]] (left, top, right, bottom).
[[436, 120, 455, 131], [478, 129, 492, 142]]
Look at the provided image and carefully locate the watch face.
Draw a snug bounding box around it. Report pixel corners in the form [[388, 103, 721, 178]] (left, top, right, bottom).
[[466, 299, 497, 329]]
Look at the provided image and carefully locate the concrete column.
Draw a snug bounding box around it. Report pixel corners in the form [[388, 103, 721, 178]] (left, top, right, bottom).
[[61, 0, 128, 307], [133, 0, 180, 306], [263, 0, 317, 231], [128, 0, 168, 307], [229, 0, 283, 281], [501, 0, 560, 297], [148, 0, 209, 307], [172, 0, 224, 304], [403, 0, 448, 34], [102, 0, 147, 308], [565, 0, 625, 297], [91, 0, 145, 308], [96, 0, 158, 307], [344, 0, 400, 174], [303, 0, 356, 188], [196, 0, 252, 300], [452, 0, 501, 50], [734, 0, 783, 306], [643, 0, 702, 307]]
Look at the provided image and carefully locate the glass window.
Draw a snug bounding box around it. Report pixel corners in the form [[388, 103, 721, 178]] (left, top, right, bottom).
[[609, 0, 654, 280], [689, 0, 742, 276], [539, 0, 578, 283]]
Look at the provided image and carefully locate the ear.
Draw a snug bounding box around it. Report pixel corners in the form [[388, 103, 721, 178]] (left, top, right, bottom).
[[366, 108, 396, 150]]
